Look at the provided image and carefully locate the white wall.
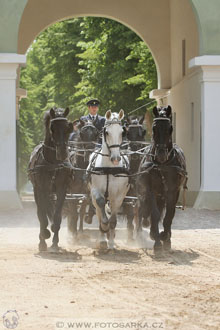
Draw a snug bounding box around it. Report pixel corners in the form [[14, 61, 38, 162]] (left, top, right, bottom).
[[168, 0, 200, 205], [170, 0, 199, 86], [0, 54, 26, 209], [167, 71, 201, 205]]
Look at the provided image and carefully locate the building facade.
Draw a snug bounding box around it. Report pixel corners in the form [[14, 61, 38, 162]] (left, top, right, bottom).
[[0, 0, 220, 209]]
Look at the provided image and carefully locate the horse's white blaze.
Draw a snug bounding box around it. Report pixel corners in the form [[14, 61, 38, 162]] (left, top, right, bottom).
[[105, 121, 123, 162]]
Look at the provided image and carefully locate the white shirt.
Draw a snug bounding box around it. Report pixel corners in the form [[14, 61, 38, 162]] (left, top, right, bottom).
[[89, 114, 97, 121]]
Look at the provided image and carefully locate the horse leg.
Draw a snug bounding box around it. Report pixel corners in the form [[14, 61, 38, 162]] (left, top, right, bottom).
[[135, 196, 150, 244], [50, 189, 66, 251], [67, 200, 78, 240], [34, 187, 51, 252], [95, 208, 108, 249], [107, 214, 117, 249], [79, 200, 86, 232], [84, 199, 95, 224], [160, 193, 179, 251], [149, 194, 162, 253], [123, 204, 134, 242], [91, 189, 109, 232]]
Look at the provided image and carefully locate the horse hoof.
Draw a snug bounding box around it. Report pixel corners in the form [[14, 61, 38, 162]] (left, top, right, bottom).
[[142, 218, 150, 228], [108, 241, 115, 249], [163, 239, 171, 251], [42, 229, 51, 239], [84, 216, 92, 224], [38, 241, 47, 252], [98, 241, 108, 250], [100, 222, 109, 232], [49, 245, 60, 253], [150, 231, 156, 241], [154, 241, 163, 255], [70, 233, 78, 242], [159, 231, 171, 241]]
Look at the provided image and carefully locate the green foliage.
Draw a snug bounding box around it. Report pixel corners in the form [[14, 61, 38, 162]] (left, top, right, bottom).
[[18, 17, 157, 189]]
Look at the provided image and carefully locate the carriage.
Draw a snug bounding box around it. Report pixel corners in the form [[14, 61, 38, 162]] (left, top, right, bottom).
[[28, 106, 187, 254]]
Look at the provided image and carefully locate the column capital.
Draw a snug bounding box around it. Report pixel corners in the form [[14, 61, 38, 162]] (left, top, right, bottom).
[[0, 54, 26, 80], [189, 55, 220, 68], [189, 56, 220, 83], [0, 53, 26, 64], [149, 89, 170, 106]]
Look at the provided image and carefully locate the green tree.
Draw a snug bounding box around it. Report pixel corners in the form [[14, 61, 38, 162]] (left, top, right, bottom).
[[75, 17, 157, 114], [18, 17, 157, 189]]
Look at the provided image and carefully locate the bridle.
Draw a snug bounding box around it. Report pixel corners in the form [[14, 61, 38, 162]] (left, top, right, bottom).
[[103, 119, 124, 151], [152, 117, 173, 162], [127, 124, 145, 151], [80, 123, 99, 141], [49, 117, 69, 148]]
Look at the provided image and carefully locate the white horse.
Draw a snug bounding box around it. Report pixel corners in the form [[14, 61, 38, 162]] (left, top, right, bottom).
[[88, 109, 130, 249]]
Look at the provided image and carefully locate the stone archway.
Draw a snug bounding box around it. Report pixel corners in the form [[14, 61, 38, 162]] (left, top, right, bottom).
[[6, 0, 220, 209], [17, 0, 173, 90]]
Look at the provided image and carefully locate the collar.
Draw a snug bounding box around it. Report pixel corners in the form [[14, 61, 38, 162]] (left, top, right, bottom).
[[89, 114, 98, 120]]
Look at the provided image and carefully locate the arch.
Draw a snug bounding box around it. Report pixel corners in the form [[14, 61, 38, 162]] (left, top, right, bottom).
[[18, 0, 172, 89], [189, 0, 220, 55]]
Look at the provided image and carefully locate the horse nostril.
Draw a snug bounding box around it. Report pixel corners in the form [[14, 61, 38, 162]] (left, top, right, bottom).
[[117, 156, 121, 162]]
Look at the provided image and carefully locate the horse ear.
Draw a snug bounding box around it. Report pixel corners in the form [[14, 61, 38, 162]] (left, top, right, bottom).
[[105, 110, 112, 120], [50, 108, 56, 119], [118, 109, 124, 120], [139, 115, 145, 125], [153, 106, 159, 118], [166, 105, 172, 118], [64, 107, 70, 117]]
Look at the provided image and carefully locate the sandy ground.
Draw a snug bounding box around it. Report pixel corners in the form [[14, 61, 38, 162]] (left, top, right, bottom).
[[0, 204, 220, 330]]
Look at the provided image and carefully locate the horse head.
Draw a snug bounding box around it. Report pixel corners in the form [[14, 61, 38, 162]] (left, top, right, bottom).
[[78, 118, 100, 143], [153, 105, 172, 122], [152, 106, 173, 164], [46, 107, 73, 161], [103, 109, 124, 165], [125, 115, 146, 150]]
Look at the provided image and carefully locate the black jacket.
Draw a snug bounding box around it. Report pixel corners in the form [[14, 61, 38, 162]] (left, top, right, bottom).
[[80, 114, 105, 132]]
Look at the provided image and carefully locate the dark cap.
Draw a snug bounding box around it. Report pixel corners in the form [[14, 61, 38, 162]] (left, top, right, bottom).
[[86, 99, 100, 106]]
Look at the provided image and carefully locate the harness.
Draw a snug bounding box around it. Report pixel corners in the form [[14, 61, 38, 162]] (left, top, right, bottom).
[[28, 117, 74, 187], [88, 118, 130, 200], [103, 119, 125, 151], [140, 142, 188, 209]]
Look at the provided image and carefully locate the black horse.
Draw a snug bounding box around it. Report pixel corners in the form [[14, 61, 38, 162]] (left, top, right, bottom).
[[123, 116, 147, 241], [28, 107, 73, 251], [65, 118, 100, 238], [136, 106, 187, 253]]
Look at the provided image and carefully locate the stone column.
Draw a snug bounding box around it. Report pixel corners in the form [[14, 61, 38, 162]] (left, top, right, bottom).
[[189, 56, 220, 209], [0, 53, 26, 209]]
